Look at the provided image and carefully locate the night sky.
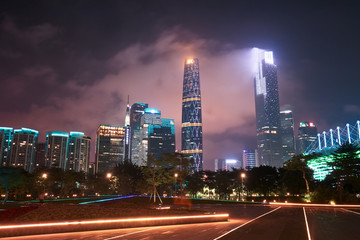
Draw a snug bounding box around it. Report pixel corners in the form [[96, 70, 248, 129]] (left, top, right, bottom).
[[1, 1, 360, 170]]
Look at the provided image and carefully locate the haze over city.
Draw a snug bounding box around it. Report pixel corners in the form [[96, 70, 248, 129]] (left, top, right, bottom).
[[1, 1, 359, 170]]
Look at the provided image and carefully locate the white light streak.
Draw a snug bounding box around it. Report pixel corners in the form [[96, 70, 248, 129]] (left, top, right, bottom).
[[303, 207, 312, 240], [212, 207, 281, 240]]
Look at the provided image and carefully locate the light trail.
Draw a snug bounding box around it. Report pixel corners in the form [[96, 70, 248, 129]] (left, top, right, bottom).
[[341, 208, 360, 215], [269, 202, 360, 208], [212, 207, 281, 240], [303, 207, 312, 240], [0, 214, 229, 230]]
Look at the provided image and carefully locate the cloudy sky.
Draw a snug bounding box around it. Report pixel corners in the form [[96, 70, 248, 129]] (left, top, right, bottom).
[[1, 1, 360, 170]]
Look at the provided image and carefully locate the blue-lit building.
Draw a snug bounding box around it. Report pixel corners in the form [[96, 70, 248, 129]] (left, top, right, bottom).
[[181, 58, 203, 171], [253, 48, 282, 167], [0, 127, 13, 167], [45, 131, 69, 170], [68, 132, 91, 173], [95, 125, 125, 174], [297, 122, 317, 154], [9, 128, 38, 172], [242, 150, 256, 169], [139, 108, 162, 164], [148, 118, 176, 160], [130, 102, 148, 165]]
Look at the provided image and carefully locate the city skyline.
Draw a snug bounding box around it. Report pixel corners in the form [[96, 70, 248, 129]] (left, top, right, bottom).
[[1, 1, 360, 170]]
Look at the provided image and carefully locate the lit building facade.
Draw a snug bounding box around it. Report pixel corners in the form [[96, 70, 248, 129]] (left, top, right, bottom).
[[68, 132, 91, 173], [139, 108, 162, 165], [130, 102, 148, 165], [148, 118, 176, 160], [0, 127, 13, 167], [242, 150, 256, 169], [253, 48, 282, 167], [123, 98, 131, 163], [181, 58, 203, 171], [280, 109, 296, 161], [95, 125, 125, 174], [297, 122, 317, 154], [9, 128, 38, 172], [45, 131, 69, 170]]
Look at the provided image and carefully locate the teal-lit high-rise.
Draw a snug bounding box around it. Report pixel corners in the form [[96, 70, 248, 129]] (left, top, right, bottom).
[[181, 58, 203, 171]]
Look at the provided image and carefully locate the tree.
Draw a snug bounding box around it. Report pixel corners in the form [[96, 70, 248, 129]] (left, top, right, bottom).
[[328, 142, 360, 202], [142, 155, 173, 203], [161, 153, 195, 197], [246, 166, 278, 196], [185, 171, 205, 197], [0, 167, 26, 203], [283, 153, 317, 196], [214, 170, 233, 199]]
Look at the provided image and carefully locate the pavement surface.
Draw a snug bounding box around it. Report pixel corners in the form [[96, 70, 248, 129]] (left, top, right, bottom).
[[2, 204, 360, 240]]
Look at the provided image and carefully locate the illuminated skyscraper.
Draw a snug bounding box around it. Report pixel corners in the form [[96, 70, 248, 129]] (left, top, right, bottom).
[[45, 131, 69, 170], [242, 150, 256, 169], [68, 132, 91, 173], [0, 127, 13, 167], [181, 58, 203, 171], [130, 102, 148, 165], [123, 97, 131, 163], [9, 128, 38, 172], [139, 108, 162, 164], [297, 122, 318, 154], [95, 125, 125, 174], [280, 109, 296, 161], [253, 48, 282, 167], [148, 118, 176, 160]]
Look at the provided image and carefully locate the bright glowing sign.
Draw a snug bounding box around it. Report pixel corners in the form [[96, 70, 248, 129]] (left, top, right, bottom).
[[186, 58, 194, 64], [226, 159, 238, 164]]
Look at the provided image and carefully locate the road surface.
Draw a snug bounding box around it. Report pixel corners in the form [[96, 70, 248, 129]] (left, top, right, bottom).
[[3, 204, 360, 240]]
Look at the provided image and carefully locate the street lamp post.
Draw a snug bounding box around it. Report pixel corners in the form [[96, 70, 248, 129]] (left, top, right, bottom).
[[41, 173, 47, 203], [241, 173, 246, 201], [174, 173, 178, 197]]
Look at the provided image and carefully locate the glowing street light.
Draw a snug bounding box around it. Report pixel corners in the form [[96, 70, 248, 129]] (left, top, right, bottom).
[[174, 173, 178, 197], [42, 173, 47, 179], [241, 172, 246, 201], [106, 173, 112, 179]]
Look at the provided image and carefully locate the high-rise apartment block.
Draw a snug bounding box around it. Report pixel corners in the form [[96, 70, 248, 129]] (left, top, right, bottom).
[[35, 142, 46, 168], [9, 128, 38, 172], [280, 109, 296, 161], [95, 125, 125, 174], [253, 48, 282, 167], [0, 127, 13, 167], [242, 150, 256, 169], [297, 122, 318, 154], [68, 132, 91, 173], [181, 58, 203, 171], [45, 131, 69, 170]]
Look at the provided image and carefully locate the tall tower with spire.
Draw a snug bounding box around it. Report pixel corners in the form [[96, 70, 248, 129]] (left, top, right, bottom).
[[123, 96, 131, 162], [181, 58, 203, 171]]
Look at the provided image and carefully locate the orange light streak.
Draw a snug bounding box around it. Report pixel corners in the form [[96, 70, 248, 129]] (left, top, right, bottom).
[[0, 214, 229, 230]]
